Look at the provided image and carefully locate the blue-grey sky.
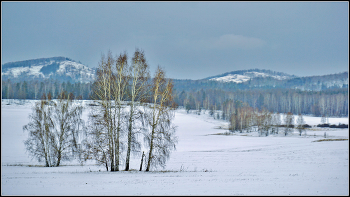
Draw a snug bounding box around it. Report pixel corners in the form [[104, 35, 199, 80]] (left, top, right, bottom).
[[1, 2, 348, 79]]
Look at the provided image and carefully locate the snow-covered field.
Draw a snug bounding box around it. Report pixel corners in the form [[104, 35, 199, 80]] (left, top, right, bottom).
[[1, 99, 349, 195]]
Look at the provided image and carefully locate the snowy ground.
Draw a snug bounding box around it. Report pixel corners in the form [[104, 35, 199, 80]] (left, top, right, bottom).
[[1, 99, 349, 195]]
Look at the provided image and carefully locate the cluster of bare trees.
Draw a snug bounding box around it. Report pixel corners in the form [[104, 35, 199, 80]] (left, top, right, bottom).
[[178, 87, 345, 137], [228, 101, 254, 133], [23, 49, 177, 171], [226, 100, 306, 136], [23, 91, 84, 167], [82, 49, 177, 172]]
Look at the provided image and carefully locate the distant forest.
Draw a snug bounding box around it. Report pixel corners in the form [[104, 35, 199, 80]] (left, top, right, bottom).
[[2, 78, 348, 117], [174, 87, 348, 118]]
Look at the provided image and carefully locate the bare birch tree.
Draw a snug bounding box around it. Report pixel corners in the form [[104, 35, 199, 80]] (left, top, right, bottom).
[[87, 51, 123, 171], [23, 95, 54, 167], [83, 102, 112, 171], [261, 108, 272, 136], [143, 66, 177, 171], [284, 112, 295, 136], [23, 92, 84, 167], [125, 49, 150, 171], [51, 91, 84, 166], [296, 113, 305, 136], [274, 112, 281, 134], [112, 52, 130, 171]]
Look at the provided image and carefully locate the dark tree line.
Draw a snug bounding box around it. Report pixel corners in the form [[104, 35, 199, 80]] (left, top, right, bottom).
[[2, 79, 92, 101], [3, 73, 347, 118], [174, 88, 348, 118]]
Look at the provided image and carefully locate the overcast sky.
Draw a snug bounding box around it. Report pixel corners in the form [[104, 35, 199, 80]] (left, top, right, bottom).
[[1, 2, 348, 79]]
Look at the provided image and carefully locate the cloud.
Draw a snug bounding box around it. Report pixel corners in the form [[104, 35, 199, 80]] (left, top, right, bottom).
[[198, 34, 266, 50]]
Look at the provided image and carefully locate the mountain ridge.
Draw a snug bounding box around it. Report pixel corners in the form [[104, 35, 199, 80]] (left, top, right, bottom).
[[172, 70, 348, 92], [203, 68, 297, 83], [2, 57, 73, 69], [2, 56, 95, 83], [2, 57, 348, 91]]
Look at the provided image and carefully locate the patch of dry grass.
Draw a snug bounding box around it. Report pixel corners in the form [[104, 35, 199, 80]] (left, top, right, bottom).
[[5, 164, 45, 167], [210, 132, 233, 136], [312, 138, 348, 142]]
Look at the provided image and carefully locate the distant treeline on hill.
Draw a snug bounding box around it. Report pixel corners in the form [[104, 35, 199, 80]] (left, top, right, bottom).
[[2, 78, 348, 117]]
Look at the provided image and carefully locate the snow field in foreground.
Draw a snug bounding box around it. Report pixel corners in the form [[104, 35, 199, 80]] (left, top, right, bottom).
[[1, 100, 349, 195]]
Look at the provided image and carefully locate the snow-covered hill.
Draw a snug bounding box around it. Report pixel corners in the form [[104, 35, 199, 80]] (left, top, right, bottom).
[[195, 69, 348, 91], [289, 72, 349, 91], [2, 57, 95, 83], [206, 69, 295, 83]]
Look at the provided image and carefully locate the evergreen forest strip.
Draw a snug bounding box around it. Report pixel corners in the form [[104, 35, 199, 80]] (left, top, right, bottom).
[[2, 78, 348, 117]]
